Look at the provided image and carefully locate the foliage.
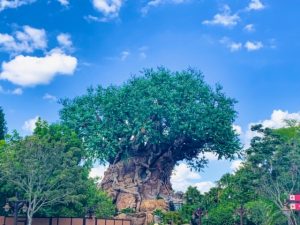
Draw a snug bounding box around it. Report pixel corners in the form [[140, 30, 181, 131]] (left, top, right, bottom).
[[37, 178, 115, 218], [245, 200, 286, 225], [120, 208, 135, 214], [0, 120, 88, 225], [207, 202, 235, 225], [0, 106, 7, 140], [60, 67, 240, 171], [246, 125, 300, 224], [161, 211, 183, 225]]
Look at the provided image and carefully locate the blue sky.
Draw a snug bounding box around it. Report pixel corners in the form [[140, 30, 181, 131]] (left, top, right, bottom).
[[1, 0, 300, 192]]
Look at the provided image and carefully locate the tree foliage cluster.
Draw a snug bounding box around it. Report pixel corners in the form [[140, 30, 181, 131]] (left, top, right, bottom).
[[162, 124, 300, 225], [60, 68, 240, 171], [0, 117, 115, 225]]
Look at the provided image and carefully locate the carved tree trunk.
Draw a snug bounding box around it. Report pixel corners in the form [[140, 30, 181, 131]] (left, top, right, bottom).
[[101, 150, 175, 214]]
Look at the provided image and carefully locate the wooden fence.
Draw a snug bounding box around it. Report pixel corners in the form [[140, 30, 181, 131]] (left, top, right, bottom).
[[0, 217, 131, 225]]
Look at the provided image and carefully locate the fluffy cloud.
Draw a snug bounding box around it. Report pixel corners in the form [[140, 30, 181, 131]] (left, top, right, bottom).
[[22, 116, 39, 133], [194, 181, 215, 193], [89, 165, 108, 180], [141, 0, 188, 15], [247, 0, 265, 11], [0, 26, 47, 54], [138, 46, 148, 59], [0, 50, 77, 86], [43, 93, 57, 102], [244, 24, 255, 32], [233, 124, 243, 135], [120, 51, 130, 61], [171, 163, 209, 192], [11, 88, 23, 95], [203, 5, 240, 27], [57, 0, 69, 6], [244, 41, 263, 51], [0, 0, 35, 11], [244, 110, 300, 148], [230, 160, 243, 171], [228, 42, 242, 52], [0, 85, 23, 95], [57, 33, 72, 50], [220, 37, 242, 52], [92, 0, 123, 18], [171, 163, 215, 192]]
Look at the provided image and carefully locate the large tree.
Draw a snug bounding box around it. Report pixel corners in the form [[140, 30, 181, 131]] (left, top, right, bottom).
[[0, 120, 88, 225], [60, 68, 240, 214]]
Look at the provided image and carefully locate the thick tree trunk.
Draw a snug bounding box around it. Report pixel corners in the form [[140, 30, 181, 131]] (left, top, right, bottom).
[[101, 150, 176, 214]]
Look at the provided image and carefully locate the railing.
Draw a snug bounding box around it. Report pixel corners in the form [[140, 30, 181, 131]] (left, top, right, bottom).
[[0, 217, 131, 225]]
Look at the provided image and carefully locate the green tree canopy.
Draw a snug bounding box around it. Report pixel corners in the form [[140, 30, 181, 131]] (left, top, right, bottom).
[[0, 106, 7, 140], [60, 68, 240, 170], [0, 120, 89, 225]]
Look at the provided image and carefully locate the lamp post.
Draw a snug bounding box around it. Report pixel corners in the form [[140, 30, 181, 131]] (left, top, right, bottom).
[[86, 207, 95, 219], [195, 208, 206, 225], [3, 193, 28, 225]]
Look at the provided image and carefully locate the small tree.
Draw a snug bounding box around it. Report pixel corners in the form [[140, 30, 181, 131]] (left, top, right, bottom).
[[0, 121, 87, 225], [246, 125, 300, 225]]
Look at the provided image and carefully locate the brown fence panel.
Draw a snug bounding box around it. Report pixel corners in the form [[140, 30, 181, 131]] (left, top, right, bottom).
[[85, 218, 94, 225], [32, 218, 49, 225], [71, 218, 83, 225], [122, 221, 130, 225], [105, 220, 114, 225], [114, 220, 123, 225], [51, 218, 58, 225], [0, 216, 4, 225], [4, 217, 14, 225], [96, 219, 105, 225], [3, 217, 130, 225], [58, 218, 71, 225]]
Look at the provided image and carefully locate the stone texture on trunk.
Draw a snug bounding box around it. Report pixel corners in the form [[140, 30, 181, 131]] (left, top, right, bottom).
[[101, 150, 175, 225]]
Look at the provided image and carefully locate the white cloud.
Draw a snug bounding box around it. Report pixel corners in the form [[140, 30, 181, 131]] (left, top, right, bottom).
[[11, 88, 23, 95], [244, 24, 255, 32], [120, 51, 130, 61], [220, 37, 242, 52], [57, 0, 69, 6], [202, 152, 218, 161], [22, 116, 39, 133], [233, 124, 243, 135], [138, 46, 148, 59], [203, 5, 240, 27], [228, 42, 242, 52], [230, 160, 243, 171], [0, 0, 35, 11], [171, 163, 202, 192], [43, 93, 57, 102], [0, 50, 77, 87], [0, 86, 23, 95], [57, 33, 72, 50], [141, 0, 188, 15], [247, 0, 265, 11], [194, 181, 215, 193], [0, 26, 47, 55], [92, 0, 123, 18], [139, 52, 147, 59], [244, 41, 263, 51], [244, 110, 300, 148], [89, 165, 108, 180]]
